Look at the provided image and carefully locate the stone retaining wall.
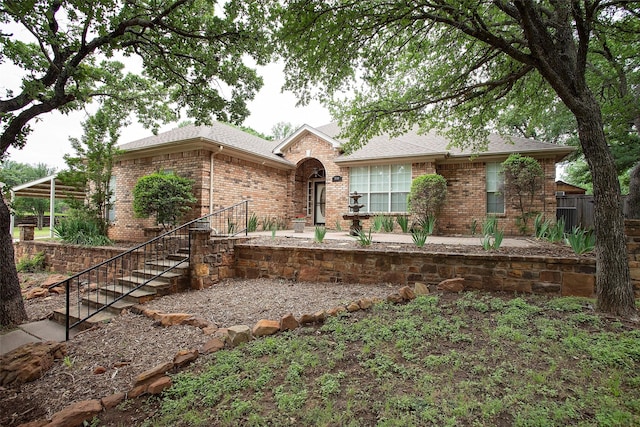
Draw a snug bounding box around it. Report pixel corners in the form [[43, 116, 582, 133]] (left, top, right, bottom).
[[234, 244, 598, 297], [14, 241, 133, 276], [13, 220, 640, 298]]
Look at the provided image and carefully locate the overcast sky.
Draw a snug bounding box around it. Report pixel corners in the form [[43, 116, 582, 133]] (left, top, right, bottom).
[[4, 61, 332, 170]]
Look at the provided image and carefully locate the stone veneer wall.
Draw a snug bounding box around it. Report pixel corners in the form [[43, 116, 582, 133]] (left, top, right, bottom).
[[14, 241, 133, 277], [14, 220, 640, 299], [234, 244, 598, 297]]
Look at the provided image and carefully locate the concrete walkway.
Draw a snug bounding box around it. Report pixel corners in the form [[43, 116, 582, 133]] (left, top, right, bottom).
[[1, 320, 78, 356], [248, 229, 536, 248]]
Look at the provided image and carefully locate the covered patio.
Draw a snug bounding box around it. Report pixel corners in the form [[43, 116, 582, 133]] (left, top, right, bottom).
[[8, 173, 85, 239]]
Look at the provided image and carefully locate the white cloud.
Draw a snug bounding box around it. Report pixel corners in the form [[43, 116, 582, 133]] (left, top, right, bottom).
[[5, 62, 332, 170]]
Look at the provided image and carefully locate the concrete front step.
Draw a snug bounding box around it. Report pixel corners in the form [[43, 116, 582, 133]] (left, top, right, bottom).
[[53, 304, 117, 330], [118, 276, 173, 296], [145, 259, 189, 272], [82, 292, 137, 313], [132, 267, 183, 280], [52, 252, 190, 330]]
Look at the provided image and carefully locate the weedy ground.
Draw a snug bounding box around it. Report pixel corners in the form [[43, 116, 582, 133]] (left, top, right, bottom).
[[97, 292, 640, 427]]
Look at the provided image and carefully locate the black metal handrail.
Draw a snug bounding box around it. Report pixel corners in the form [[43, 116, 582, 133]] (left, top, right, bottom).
[[55, 200, 249, 340]]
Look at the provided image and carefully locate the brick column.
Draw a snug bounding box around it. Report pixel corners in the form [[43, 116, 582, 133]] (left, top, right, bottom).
[[189, 227, 212, 290], [625, 219, 640, 298]]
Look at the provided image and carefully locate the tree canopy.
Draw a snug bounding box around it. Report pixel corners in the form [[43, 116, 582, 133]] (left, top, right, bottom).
[[273, 1, 638, 317], [0, 0, 273, 326], [0, 0, 272, 158]]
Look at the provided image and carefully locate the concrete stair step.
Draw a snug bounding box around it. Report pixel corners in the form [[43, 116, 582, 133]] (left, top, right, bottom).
[[95, 284, 157, 302], [53, 304, 116, 330], [167, 252, 189, 261], [131, 267, 182, 281], [82, 292, 137, 313], [145, 259, 189, 271], [118, 275, 173, 296]]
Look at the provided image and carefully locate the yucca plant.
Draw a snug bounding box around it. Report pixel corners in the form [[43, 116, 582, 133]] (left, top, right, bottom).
[[397, 215, 409, 233], [381, 216, 394, 232], [54, 216, 112, 246], [547, 217, 566, 242], [565, 226, 595, 254], [247, 212, 258, 232], [372, 215, 384, 232], [314, 226, 327, 243], [411, 229, 429, 248], [354, 228, 373, 246], [533, 213, 552, 239]]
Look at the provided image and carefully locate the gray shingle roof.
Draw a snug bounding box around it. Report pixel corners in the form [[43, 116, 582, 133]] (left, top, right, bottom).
[[119, 122, 292, 166], [314, 123, 574, 163]]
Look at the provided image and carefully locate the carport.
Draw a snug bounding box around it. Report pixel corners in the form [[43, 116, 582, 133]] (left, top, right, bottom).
[[9, 174, 85, 238]]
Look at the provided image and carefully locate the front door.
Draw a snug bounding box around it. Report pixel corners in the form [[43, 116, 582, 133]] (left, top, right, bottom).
[[314, 182, 326, 225]]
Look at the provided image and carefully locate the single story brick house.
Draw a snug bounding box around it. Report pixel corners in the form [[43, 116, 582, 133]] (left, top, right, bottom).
[[109, 121, 574, 242]]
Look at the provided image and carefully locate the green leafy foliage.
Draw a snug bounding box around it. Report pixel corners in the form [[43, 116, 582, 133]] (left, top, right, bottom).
[[354, 228, 372, 246], [565, 227, 596, 255], [407, 174, 447, 225], [247, 213, 258, 233], [132, 172, 197, 229], [16, 251, 46, 273], [54, 215, 112, 246], [0, 0, 273, 158], [396, 215, 409, 233], [411, 229, 429, 248], [60, 106, 123, 236], [381, 215, 394, 232], [141, 293, 640, 426], [501, 154, 544, 234], [314, 226, 326, 243]]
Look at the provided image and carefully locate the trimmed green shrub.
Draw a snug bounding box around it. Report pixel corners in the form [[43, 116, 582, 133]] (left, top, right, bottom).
[[133, 172, 197, 229], [408, 174, 447, 227]]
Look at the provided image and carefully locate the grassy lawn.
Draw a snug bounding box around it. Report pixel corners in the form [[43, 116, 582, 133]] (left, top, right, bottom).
[[12, 226, 54, 239], [104, 293, 640, 426]]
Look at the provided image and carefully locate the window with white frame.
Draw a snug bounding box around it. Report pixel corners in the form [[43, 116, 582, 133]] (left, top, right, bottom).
[[349, 164, 411, 212], [486, 162, 504, 214], [107, 176, 116, 222]]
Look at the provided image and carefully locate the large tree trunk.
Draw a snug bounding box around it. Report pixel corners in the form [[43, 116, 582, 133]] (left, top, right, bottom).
[[575, 104, 636, 317], [0, 193, 28, 326]]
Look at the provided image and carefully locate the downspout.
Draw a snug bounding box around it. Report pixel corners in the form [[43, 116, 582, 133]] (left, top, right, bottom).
[[210, 151, 214, 214]]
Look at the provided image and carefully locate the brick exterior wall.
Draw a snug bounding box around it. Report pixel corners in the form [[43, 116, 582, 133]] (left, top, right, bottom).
[[211, 153, 290, 223], [279, 133, 349, 229], [109, 128, 560, 240], [109, 149, 210, 241], [435, 157, 557, 235]]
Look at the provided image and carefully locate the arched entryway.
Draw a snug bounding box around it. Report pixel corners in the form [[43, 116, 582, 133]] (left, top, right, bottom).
[[294, 158, 326, 225]]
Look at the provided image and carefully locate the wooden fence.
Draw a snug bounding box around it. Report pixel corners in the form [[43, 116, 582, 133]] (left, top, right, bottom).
[[556, 195, 629, 230]]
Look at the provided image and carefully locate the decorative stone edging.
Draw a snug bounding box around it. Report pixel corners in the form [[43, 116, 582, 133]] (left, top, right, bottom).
[[18, 281, 441, 427]]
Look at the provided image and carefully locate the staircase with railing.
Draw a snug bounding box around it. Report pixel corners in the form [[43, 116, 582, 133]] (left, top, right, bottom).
[[51, 201, 249, 340]]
